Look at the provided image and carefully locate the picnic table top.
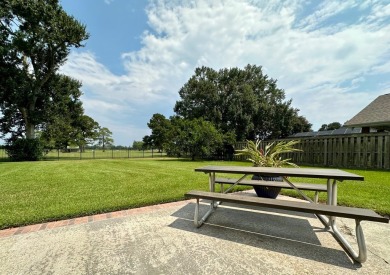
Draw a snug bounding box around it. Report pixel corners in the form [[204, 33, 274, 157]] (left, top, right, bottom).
[[194, 166, 364, 181]]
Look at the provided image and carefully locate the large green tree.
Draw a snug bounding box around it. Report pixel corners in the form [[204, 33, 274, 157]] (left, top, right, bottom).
[[292, 116, 313, 134], [174, 65, 311, 141], [73, 115, 101, 151], [0, 0, 89, 140], [38, 75, 85, 149], [40, 114, 101, 152], [143, 113, 172, 152], [319, 122, 341, 131], [165, 117, 223, 160], [96, 127, 114, 152]]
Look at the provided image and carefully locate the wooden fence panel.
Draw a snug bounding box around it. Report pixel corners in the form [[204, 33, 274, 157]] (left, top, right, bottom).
[[234, 132, 390, 170]]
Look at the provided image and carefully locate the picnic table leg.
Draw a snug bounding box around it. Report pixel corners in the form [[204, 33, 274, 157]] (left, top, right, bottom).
[[331, 179, 337, 205], [313, 179, 333, 227], [193, 198, 215, 228], [328, 179, 337, 225], [314, 191, 319, 203], [318, 179, 334, 227], [209, 172, 215, 192], [326, 179, 367, 263], [331, 219, 367, 263], [223, 174, 248, 194], [209, 172, 219, 207], [282, 177, 314, 203]]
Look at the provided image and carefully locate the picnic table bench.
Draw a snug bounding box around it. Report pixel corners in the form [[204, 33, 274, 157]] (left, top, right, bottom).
[[185, 166, 389, 263]]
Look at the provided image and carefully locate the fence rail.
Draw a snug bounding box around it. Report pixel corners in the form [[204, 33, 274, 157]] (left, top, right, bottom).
[[2, 132, 389, 169], [0, 148, 167, 161], [235, 132, 390, 170]]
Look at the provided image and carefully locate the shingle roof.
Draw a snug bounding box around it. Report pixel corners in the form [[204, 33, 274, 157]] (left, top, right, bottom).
[[289, 127, 363, 138], [344, 94, 390, 128]]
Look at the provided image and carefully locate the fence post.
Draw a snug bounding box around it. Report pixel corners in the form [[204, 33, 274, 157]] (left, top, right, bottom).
[[385, 135, 390, 169], [152, 148, 154, 158], [58, 149, 60, 161], [112, 148, 114, 159]]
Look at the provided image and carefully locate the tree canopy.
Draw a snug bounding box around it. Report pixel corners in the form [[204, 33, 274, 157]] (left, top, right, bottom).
[[174, 65, 311, 141], [39, 113, 102, 150], [319, 122, 342, 131], [132, 140, 144, 151], [37, 75, 85, 149], [145, 113, 235, 157], [143, 113, 173, 152], [96, 127, 114, 152], [165, 117, 223, 160], [0, 0, 89, 141], [143, 65, 312, 160]]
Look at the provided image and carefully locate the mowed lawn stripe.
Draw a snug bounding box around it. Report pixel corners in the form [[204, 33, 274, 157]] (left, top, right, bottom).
[[0, 159, 389, 229], [0, 159, 244, 229]]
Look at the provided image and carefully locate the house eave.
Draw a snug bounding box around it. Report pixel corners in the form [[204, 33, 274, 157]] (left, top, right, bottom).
[[344, 121, 390, 128]]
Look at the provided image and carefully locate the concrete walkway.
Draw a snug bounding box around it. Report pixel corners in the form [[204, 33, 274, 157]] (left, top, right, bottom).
[[1, 194, 389, 274]]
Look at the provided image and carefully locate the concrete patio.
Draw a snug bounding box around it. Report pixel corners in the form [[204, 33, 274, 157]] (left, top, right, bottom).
[[1, 193, 389, 274]]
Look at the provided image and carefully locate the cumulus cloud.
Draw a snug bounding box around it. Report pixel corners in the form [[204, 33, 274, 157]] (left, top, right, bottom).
[[63, 0, 390, 144]]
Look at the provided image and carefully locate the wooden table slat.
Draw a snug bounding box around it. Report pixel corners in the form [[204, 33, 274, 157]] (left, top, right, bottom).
[[195, 166, 364, 181]]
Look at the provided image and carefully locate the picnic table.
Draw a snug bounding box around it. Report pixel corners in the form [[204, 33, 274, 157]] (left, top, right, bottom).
[[185, 165, 389, 263]]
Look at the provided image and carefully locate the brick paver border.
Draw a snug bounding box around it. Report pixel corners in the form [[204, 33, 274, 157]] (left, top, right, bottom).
[[0, 200, 190, 238]]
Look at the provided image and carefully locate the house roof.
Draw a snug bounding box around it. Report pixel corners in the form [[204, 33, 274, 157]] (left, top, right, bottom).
[[289, 127, 364, 138], [344, 93, 390, 128]]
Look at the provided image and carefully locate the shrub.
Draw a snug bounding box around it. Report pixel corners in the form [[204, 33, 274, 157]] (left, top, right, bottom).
[[6, 138, 44, 161]]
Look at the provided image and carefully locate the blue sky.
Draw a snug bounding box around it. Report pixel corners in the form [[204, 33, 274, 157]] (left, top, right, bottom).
[[59, 0, 390, 146]]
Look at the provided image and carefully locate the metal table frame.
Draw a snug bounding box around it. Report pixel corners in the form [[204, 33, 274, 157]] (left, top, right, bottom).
[[194, 166, 367, 263]]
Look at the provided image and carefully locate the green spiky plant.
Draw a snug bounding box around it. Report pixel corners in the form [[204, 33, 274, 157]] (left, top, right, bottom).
[[235, 139, 302, 198], [235, 139, 301, 168]]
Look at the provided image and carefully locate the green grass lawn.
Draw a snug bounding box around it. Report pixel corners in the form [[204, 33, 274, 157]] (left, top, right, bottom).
[[0, 158, 389, 229]]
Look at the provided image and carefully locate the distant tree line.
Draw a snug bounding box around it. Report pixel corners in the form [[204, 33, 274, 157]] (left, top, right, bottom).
[[143, 65, 312, 160]]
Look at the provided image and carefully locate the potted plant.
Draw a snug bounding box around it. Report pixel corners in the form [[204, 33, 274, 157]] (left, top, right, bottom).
[[235, 139, 301, 198]]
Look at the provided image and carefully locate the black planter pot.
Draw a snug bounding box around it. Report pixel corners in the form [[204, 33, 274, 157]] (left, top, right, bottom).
[[252, 174, 283, 199]]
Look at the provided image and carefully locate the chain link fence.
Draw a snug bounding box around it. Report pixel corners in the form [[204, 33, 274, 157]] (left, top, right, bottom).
[[0, 147, 166, 161]]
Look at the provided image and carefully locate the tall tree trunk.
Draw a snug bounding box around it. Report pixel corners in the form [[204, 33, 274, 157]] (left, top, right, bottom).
[[25, 122, 36, 139], [20, 107, 36, 139]]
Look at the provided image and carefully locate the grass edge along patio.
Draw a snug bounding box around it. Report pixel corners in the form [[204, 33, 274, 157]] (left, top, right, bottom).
[[1, 158, 389, 231]]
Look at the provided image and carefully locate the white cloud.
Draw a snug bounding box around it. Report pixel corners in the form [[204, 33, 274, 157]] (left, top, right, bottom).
[[366, 2, 390, 23], [370, 59, 390, 74], [296, 0, 359, 31], [104, 0, 114, 5], [61, 51, 161, 144], [62, 0, 390, 143]]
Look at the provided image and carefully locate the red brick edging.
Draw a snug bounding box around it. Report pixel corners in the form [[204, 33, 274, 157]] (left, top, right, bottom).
[[0, 200, 189, 238]]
